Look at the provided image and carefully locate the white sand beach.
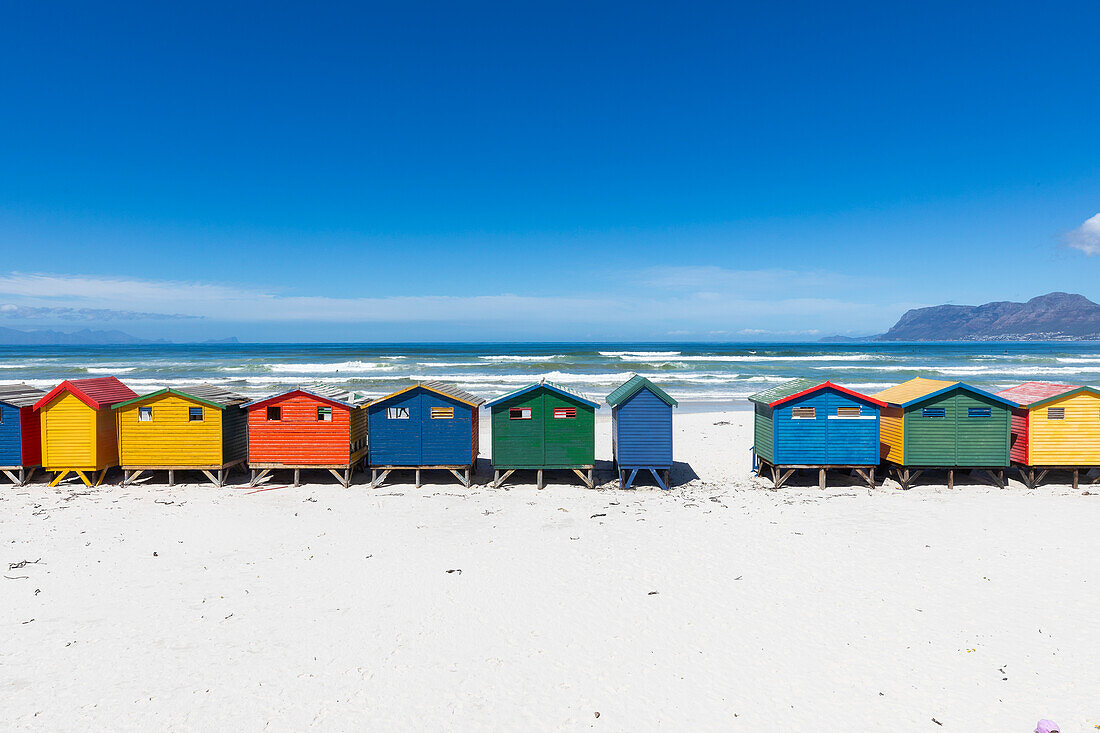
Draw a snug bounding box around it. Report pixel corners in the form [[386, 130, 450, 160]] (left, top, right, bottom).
[[3, 411, 1098, 731]]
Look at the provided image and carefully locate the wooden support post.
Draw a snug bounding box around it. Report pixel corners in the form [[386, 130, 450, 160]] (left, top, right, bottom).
[[1073, 468, 1079, 491], [250, 469, 257, 487], [293, 468, 300, 486], [73, 471, 91, 487], [49, 470, 68, 487], [537, 469, 544, 490], [771, 465, 780, 490], [818, 468, 826, 490], [217, 468, 224, 487], [588, 467, 594, 489], [415, 468, 421, 488], [493, 469, 499, 488], [344, 468, 351, 488], [371, 468, 377, 488], [200, 469, 217, 486], [464, 467, 470, 488], [663, 469, 670, 489], [168, 469, 175, 486]]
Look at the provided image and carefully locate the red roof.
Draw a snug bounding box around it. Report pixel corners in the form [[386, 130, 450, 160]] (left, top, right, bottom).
[[994, 381, 1080, 407], [769, 381, 888, 409], [33, 377, 138, 411]]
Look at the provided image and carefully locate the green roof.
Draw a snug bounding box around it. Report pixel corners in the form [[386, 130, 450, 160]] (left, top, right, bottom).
[[747, 378, 820, 406], [605, 374, 677, 407]]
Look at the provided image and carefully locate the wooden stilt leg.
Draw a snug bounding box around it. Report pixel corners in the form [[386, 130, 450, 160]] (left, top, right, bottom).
[[771, 465, 780, 490], [537, 469, 544, 490], [465, 467, 470, 488], [218, 468, 224, 487], [588, 467, 594, 488], [1073, 469, 1079, 491], [493, 469, 499, 488], [48, 470, 68, 487], [948, 469, 953, 490], [344, 468, 351, 488], [818, 468, 826, 490], [250, 469, 257, 487], [371, 468, 377, 488], [663, 469, 670, 489], [415, 468, 421, 488], [293, 468, 300, 486], [869, 467, 875, 488], [168, 469, 175, 486]]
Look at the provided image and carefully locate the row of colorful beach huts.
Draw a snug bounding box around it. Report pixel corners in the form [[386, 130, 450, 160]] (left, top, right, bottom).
[[1, 374, 1098, 490], [0, 375, 674, 490]]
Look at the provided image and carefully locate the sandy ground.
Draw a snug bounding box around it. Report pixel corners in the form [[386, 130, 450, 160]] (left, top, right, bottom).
[[2, 411, 1098, 731]]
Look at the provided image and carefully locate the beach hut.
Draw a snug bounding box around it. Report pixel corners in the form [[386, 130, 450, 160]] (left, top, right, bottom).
[[749, 379, 885, 489], [244, 386, 368, 487], [871, 377, 1015, 489], [0, 383, 46, 485], [485, 379, 599, 488], [606, 374, 677, 490], [33, 377, 138, 486], [995, 381, 1100, 488], [366, 381, 485, 488], [114, 384, 249, 487]]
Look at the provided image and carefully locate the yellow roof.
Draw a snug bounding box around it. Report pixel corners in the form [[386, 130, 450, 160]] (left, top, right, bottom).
[[872, 377, 957, 405]]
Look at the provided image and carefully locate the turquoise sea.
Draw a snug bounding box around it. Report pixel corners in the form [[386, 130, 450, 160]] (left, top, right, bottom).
[[3, 342, 1100, 410]]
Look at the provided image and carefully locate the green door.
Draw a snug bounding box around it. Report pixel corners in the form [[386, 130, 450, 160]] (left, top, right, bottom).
[[490, 392, 544, 468], [543, 391, 595, 467], [955, 391, 1009, 466], [905, 392, 957, 465]]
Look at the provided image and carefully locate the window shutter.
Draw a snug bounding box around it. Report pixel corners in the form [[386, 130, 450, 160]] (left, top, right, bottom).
[[792, 407, 815, 419], [1047, 407, 1065, 420]]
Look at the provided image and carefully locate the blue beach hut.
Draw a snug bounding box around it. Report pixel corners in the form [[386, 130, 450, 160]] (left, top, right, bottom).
[[367, 381, 485, 488], [0, 383, 46, 485], [605, 374, 677, 490], [748, 379, 886, 489]]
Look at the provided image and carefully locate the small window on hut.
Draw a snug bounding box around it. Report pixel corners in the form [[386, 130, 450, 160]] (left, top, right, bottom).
[[138, 406, 153, 422], [553, 407, 576, 419], [386, 407, 409, 420], [791, 407, 815, 420], [968, 407, 991, 418], [509, 407, 532, 420], [188, 407, 203, 422], [922, 407, 946, 418], [318, 406, 332, 421], [430, 407, 454, 419], [267, 406, 281, 421], [836, 406, 862, 418], [1047, 407, 1065, 420]]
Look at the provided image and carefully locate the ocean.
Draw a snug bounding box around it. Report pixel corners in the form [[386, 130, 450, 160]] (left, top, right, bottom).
[[3, 342, 1100, 410]]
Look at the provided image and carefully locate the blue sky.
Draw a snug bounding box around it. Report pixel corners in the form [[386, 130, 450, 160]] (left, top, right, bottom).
[[1, 1, 1099, 341]]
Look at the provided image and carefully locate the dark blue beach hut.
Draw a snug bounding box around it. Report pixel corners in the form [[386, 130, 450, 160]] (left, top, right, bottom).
[[0, 383, 46, 485], [367, 381, 485, 488], [748, 379, 886, 489], [606, 374, 677, 490]]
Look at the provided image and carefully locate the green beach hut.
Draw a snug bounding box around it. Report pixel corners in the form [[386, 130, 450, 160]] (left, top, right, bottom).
[[485, 379, 599, 489], [872, 377, 1016, 489]]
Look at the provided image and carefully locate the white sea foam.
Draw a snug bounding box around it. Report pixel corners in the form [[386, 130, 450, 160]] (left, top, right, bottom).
[[86, 367, 136, 374], [478, 355, 564, 362], [267, 361, 395, 374], [599, 351, 682, 358]]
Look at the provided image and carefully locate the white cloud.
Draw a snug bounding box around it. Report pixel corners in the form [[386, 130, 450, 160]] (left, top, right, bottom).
[[1065, 213, 1100, 255], [0, 270, 909, 334]]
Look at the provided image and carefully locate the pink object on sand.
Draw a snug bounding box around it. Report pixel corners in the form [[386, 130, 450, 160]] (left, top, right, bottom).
[[1035, 720, 1059, 733]]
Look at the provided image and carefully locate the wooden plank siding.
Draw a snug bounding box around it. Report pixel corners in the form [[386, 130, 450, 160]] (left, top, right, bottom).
[[247, 393, 364, 467], [20, 406, 41, 467], [0, 403, 23, 465], [611, 386, 673, 469], [753, 404, 775, 464], [879, 406, 905, 464], [903, 390, 1010, 467], [1009, 407, 1029, 464], [490, 386, 596, 469], [367, 387, 478, 467], [222, 405, 248, 464], [1025, 391, 1100, 465], [116, 393, 225, 468], [40, 392, 98, 470]]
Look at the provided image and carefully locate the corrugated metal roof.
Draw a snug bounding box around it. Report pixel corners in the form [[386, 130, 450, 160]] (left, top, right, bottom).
[[484, 379, 599, 408], [114, 383, 249, 410], [369, 381, 485, 407], [0, 383, 46, 407], [995, 381, 1080, 406], [243, 385, 370, 409], [872, 378, 957, 406], [748, 378, 820, 406], [34, 377, 138, 410], [606, 374, 677, 407]]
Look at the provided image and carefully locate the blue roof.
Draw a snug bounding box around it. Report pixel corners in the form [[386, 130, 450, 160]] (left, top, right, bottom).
[[484, 380, 599, 409]]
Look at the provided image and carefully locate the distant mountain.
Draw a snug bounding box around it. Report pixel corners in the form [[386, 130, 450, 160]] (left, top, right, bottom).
[[0, 326, 163, 345], [202, 336, 241, 344], [877, 293, 1100, 341]]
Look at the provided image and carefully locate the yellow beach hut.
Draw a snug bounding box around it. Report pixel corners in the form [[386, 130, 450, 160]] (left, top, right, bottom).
[[115, 384, 249, 487], [33, 377, 138, 486], [995, 381, 1100, 488]]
